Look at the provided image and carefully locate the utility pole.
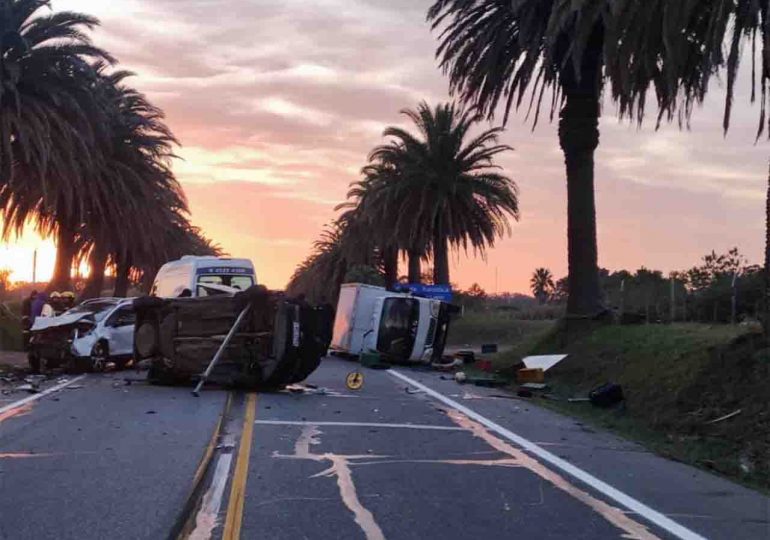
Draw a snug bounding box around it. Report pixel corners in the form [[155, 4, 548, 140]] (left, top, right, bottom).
[[32, 249, 37, 284]]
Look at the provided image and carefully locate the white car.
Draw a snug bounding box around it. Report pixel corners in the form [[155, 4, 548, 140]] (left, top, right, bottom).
[[30, 297, 136, 371]]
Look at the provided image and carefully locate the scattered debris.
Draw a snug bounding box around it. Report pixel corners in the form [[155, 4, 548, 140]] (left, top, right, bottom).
[[567, 397, 591, 403], [405, 387, 422, 394], [516, 389, 533, 398], [432, 358, 463, 371], [588, 383, 624, 408], [517, 368, 544, 384], [361, 352, 391, 370], [145, 410, 157, 415], [705, 409, 742, 425], [520, 383, 549, 391], [16, 384, 39, 394], [65, 385, 84, 390], [284, 384, 333, 396], [521, 354, 568, 372], [453, 371, 506, 387], [481, 344, 498, 354], [477, 360, 493, 372], [455, 350, 475, 364]]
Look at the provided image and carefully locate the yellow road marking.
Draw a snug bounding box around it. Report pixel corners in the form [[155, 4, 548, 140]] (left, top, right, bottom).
[[222, 393, 257, 540]]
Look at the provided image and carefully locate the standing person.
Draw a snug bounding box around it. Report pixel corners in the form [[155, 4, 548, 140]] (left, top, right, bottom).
[[21, 290, 37, 350], [30, 292, 48, 325], [60, 291, 76, 312]]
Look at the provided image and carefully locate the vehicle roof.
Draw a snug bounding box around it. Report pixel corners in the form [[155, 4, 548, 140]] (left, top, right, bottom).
[[159, 256, 255, 271], [80, 297, 135, 306]]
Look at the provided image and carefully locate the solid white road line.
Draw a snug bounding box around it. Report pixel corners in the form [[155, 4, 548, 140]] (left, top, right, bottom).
[[388, 369, 707, 540], [189, 436, 235, 540], [254, 420, 464, 431], [0, 374, 87, 416]]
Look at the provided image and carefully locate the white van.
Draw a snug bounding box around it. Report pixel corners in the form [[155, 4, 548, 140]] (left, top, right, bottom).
[[151, 256, 257, 298]]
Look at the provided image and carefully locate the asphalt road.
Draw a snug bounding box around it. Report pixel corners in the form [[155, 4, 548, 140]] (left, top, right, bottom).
[[0, 358, 768, 540]]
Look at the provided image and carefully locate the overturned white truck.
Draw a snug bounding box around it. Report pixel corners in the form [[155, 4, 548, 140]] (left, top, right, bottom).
[[330, 283, 456, 363]]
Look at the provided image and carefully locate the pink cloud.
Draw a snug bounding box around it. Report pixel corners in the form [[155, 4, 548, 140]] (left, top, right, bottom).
[[42, 0, 769, 293]]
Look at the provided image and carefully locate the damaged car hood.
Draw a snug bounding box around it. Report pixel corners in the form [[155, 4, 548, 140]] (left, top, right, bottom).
[[31, 312, 93, 332]]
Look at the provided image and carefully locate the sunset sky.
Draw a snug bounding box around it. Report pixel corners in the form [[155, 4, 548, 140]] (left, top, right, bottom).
[[0, 0, 767, 293]]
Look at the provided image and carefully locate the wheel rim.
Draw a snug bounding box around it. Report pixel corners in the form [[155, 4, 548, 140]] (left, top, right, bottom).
[[92, 343, 107, 372]]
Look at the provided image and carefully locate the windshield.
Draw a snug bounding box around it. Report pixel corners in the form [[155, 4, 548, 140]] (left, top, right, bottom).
[[197, 275, 254, 296], [65, 301, 118, 322], [376, 298, 419, 359]]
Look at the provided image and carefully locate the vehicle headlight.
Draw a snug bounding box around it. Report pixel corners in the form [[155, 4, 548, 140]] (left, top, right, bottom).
[[422, 347, 433, 360], [430, 302, 441, 318]]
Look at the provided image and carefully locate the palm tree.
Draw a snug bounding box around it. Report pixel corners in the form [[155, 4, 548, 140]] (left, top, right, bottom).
[[530, 268, 555, 305], [427, 1, 707, 316], [86, 66, 183, 298], [366, 102, 519, 285], [0, 1, 113, 291], [340, 164, 404, 286], [287, 222, 351, 304]]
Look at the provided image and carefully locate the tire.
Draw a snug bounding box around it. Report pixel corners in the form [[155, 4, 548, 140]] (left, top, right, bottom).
[[135, 322, 159, 358], [90, 341, 109, 372]]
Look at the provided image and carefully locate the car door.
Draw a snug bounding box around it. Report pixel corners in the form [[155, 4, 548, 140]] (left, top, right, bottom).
[[104, 306, 136, 356]]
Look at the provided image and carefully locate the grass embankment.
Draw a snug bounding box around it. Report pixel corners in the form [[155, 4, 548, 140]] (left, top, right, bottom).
[[448, 311, 556, 359], [455, 317, 770, 490]]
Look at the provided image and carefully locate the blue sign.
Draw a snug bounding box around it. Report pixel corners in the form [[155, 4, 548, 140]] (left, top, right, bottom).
[[196, 267, 251, 275], [394, 283, 453, 303]]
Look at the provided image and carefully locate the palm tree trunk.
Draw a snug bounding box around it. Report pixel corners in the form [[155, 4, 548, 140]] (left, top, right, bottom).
[[80, 245, 108, 300], [113, 255, 132, 297], [141, 265, 159, 295], [558, 38, 605, 318], [432, 229, 450, 285], [48, 225, 76, 293], [764, 158, 770, 339], [383, 245, 398, 289], [408, 250, 421, 283]]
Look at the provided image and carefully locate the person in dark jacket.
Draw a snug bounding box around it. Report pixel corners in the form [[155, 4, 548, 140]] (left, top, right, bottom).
[[30, 292, 48, 324]]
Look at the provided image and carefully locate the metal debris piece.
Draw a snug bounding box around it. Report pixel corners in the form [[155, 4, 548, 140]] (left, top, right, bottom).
[[522, 355, 568, 372], [705, 409, 742, 425], [16, 384, 39, 394]]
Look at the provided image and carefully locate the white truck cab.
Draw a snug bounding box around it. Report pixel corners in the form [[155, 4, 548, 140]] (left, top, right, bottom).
[[330, 283, 454, 363], [151, 256, 257, 298]]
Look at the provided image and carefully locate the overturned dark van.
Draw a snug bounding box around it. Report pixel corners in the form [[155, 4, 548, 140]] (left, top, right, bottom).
[[132, 286, 330, 389]]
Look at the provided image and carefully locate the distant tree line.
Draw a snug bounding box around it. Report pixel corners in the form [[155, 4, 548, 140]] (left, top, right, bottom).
[[531, 248, 763, 324]]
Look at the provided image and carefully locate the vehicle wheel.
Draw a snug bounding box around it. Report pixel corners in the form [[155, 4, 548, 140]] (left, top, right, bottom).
[[90, 341, 110, 372], [135, 322, 158, 358], [28, 352, 41, 374]]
